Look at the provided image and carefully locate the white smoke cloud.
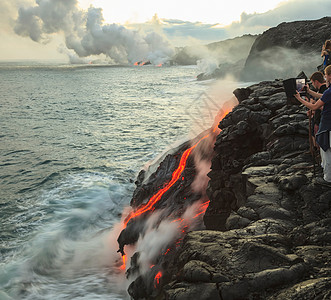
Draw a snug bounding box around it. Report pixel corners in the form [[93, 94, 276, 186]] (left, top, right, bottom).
[[243, 46, 322, 81], [197, 58, 219, 76], [5, 0, 331, 61], [135, 200, 207, 275], [136, 212, 179, 275], [14, 0, 175, 64]]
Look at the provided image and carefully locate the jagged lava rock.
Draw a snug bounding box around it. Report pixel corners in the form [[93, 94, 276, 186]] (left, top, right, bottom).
[[161, 79, 330, 300]]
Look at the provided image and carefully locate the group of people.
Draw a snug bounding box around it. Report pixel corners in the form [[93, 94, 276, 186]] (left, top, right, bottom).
[[294, 40, 331, 185]]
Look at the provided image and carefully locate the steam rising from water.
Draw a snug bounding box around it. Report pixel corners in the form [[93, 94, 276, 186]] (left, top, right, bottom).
[[243, 46, 321, 81], [197, 58, 219, 76], [119, 81, 239, 288], [135, 200, 207, 275], [14, 0, 174, 64]]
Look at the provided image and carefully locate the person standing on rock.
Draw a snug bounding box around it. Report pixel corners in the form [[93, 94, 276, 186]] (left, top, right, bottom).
[[295, 65, 331, 185], [306, 72, 328, 144], [321, 40, 331, 71]]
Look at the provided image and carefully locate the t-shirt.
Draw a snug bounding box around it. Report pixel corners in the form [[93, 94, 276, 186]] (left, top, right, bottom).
[[314, 84, 328, 126], [319, 84, 328, 94], [319, 86, 331, 132]]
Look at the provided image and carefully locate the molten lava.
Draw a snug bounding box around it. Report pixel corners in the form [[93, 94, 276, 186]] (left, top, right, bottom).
[[123, 132, 213, 227], [117, 107, 230, 280], [120, 254, 127, 270], [154, 271, 162, 288], [122, 108, 228, 228], [193, 200, 210, 218]]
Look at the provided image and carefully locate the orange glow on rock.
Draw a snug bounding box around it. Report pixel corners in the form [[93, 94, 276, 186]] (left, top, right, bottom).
[[193, 200, 210, 218], [123, 133, 211, 227], [154, 271, 162, 288], [119, 254, 126, 271], [122, 107, 230, 228]]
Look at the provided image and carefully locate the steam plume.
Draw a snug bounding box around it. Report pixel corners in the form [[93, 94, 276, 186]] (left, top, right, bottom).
[[135, 201, 207, 275], [14, 0, 175, 64]]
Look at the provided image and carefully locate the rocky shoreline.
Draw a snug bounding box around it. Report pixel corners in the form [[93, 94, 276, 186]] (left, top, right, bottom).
[[121, 78, 330, 299], [162, 79, 331, 299]]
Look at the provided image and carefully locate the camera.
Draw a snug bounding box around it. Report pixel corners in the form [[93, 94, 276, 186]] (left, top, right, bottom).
[[299, 85, 308, 96], [296, 79, 307, 96], [283, 77, 308, 105]]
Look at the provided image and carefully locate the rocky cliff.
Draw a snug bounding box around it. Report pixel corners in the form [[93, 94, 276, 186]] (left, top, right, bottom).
[[120, 78, 330, 299], [172, 34, 257, 66], [198, 17, 331, 81], [241, 17, 331, 81]]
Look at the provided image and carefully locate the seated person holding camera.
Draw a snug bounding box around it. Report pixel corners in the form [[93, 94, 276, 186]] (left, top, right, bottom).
[[294, 65, 331, 185]]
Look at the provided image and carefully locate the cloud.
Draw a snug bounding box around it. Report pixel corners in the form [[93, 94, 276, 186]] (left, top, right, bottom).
[[225, 0, 331, 36], [2, 0, 331, 61], [13, 1, 175, 64], [128, 18, 229, 46], [128, 0, 331, 46], [0, 0, 29, 33]]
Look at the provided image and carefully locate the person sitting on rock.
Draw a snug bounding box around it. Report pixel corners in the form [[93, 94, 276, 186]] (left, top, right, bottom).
[[306, 71, 328, 145], [295, 65, 331, 185], [321, 40, 331, 71]]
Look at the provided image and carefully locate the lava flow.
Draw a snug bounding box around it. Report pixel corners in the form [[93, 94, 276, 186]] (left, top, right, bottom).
[[123, 131, 213, 227], [154, 271, 162, 288], [117, 107, 230, 274], [122, 108, 229, 229], [119, 254, 127, 271]]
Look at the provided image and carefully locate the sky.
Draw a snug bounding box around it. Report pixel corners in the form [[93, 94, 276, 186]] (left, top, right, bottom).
[[0, 0, 330, 61], [79, 0, 282, 25]]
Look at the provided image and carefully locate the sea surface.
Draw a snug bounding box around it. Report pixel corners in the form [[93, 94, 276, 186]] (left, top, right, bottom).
[[0, 62, 240, 299]]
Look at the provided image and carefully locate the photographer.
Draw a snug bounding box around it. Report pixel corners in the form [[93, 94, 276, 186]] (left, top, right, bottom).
[[294, 65, 331, 185], [306, 71, 327, 99], [306, 72, 328, 144]]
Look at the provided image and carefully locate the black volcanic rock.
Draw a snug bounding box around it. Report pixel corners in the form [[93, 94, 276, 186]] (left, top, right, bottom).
[[242, 17, 331, 81], [157, 78, 330, 300], [120, 54, 330, 298], [198, 17, 331, 81]]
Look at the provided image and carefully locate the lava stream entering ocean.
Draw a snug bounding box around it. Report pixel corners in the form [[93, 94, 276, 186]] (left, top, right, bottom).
[[122, 109, 229, 229], [118, 108, 230, 271], [123, 131, 212, 227]]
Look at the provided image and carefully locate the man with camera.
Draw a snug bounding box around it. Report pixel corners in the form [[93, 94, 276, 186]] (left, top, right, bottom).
[[294, 66, 331, 185], [306, 72, 328, 145], [307, 71, 328, 98]]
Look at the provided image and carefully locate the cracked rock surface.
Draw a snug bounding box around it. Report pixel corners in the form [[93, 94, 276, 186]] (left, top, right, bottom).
[[161, 79, 331, 300]]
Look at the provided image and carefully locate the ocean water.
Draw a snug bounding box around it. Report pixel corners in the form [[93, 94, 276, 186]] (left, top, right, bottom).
[[0, 62, 238, 299]]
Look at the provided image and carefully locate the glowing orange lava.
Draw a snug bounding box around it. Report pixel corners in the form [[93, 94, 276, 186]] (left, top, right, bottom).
[[123, 133, 211, 227], [122, 108, 228, 228], [120, 254, 127, 270], [134, 61, 139, 66], [154, 271, 162, 288], [193, 200, 210, 218]]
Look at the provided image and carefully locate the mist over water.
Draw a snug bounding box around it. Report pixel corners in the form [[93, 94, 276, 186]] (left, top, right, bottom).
[[0, 63, 243, 299]]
